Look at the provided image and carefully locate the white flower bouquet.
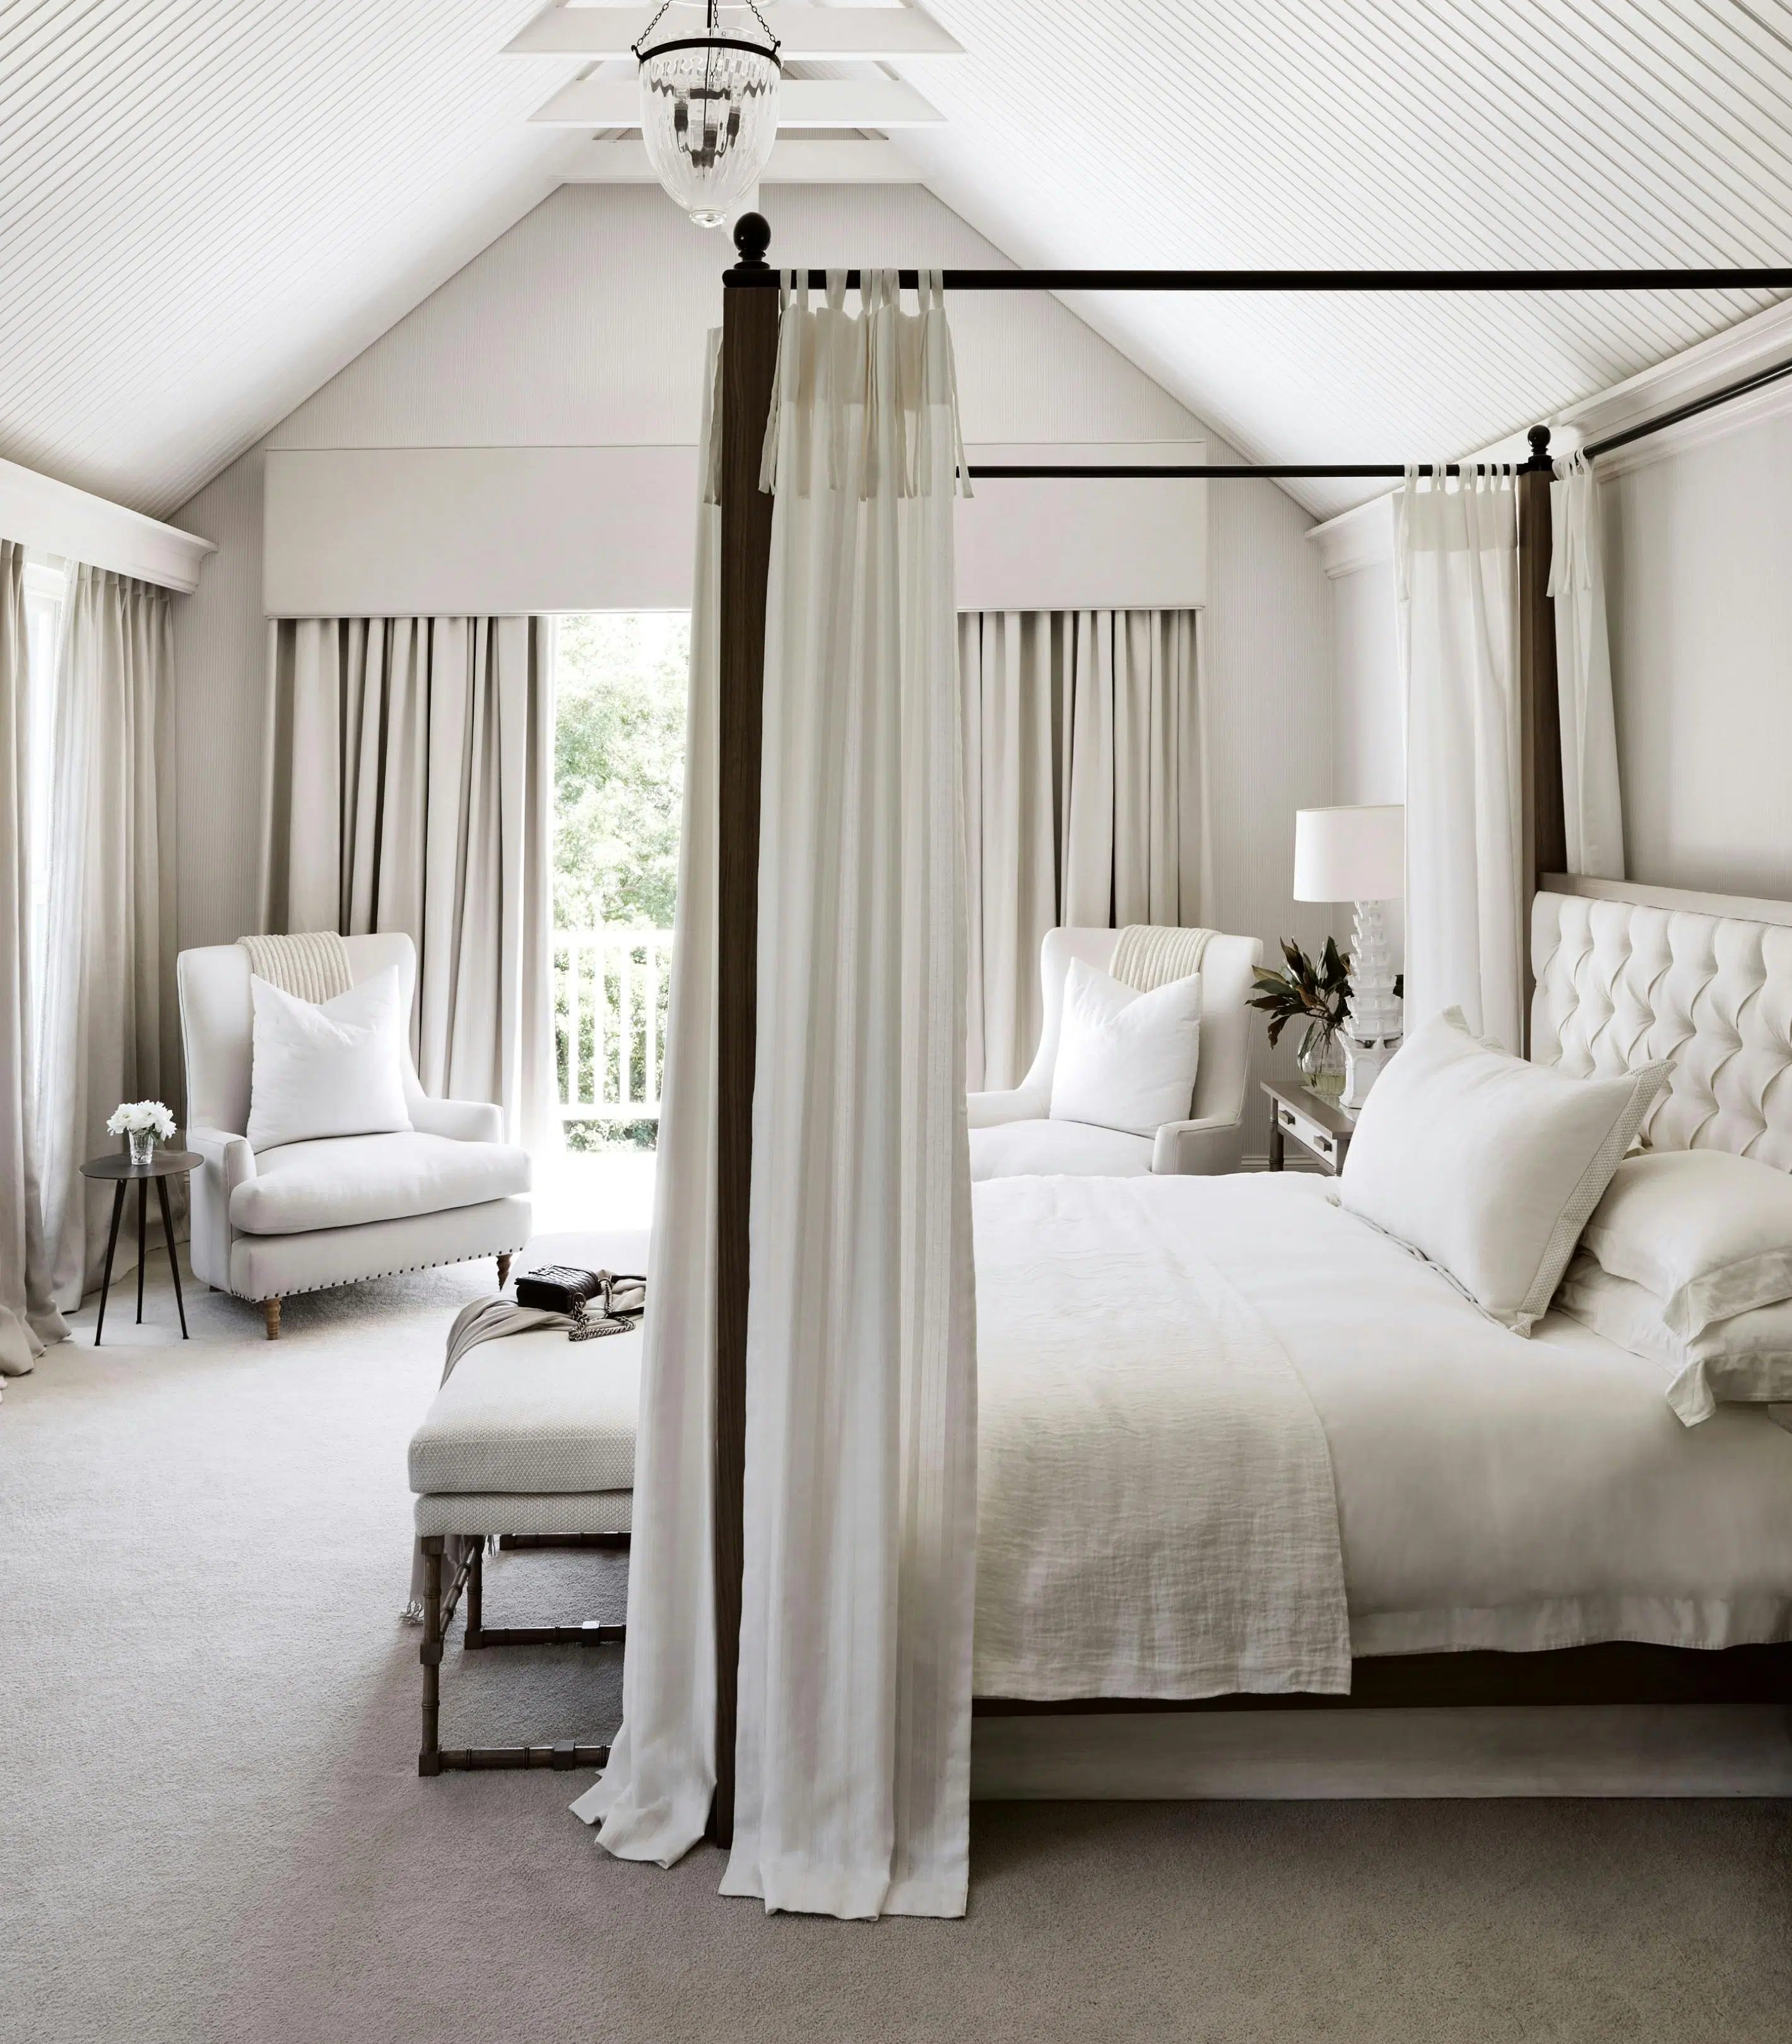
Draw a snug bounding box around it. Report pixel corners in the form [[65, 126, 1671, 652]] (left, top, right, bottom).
[[108, 1100, 175, 1166]]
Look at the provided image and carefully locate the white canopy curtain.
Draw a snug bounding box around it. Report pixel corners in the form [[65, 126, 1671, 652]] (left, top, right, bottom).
[[1397, 466, 1524, 1054], [37, 564, 178, 1308], [575, 331, 724, 1866], [1550, 452, 1625, 879], [960, 607, 1210, 1091], [726, 267, 974, 1919], [0, 541, 65, 1378], [584, 276, 976, 1921], [259, 613, 557, 1149]]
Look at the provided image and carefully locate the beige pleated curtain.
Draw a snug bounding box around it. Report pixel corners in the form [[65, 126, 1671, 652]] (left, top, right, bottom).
[[959, 607, 1211, 1090], [0, 541, 65, 1373], [259, 613, 557, 1149], [36, 563, 178, 1309]]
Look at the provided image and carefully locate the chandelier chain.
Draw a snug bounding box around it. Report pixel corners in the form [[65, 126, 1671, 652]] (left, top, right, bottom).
[[633, 0, 781, 61]]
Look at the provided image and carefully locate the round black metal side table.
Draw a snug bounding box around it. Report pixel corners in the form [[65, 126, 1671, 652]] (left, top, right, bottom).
[[78, 1149, 201, 1346]]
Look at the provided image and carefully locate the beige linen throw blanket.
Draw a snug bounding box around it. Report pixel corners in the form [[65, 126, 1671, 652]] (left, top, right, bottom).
[[237, 931, 353, 1002], [972, 1173, 1351, 1699], [1110, 923, 1215, 992]]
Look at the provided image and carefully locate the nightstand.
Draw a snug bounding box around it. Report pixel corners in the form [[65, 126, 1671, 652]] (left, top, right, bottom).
[[1262, 1080, 1355, 1176]]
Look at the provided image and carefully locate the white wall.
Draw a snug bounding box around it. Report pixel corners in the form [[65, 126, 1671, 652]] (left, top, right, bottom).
[[172, 180, 1332, 1153], [1601, 413, 1792, 899]]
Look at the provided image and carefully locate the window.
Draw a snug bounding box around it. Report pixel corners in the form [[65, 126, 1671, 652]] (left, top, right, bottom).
[[552, 613, 689, 1152]]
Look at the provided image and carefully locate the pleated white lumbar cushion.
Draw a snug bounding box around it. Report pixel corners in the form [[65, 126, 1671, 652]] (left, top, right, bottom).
[[1339, 1006, 1669, 1336], [1048, 956, 1201, 1138], [245, 965, 413, 1151]]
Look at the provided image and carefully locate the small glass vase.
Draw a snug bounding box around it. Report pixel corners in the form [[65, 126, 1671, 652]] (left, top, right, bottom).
[[1298, 1021, 1347, 1101], [127, 1128, 155, 1168]]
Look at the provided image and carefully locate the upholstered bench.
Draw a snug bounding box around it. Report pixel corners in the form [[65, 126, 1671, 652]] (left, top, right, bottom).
[[409, 1321, 640, 1777]]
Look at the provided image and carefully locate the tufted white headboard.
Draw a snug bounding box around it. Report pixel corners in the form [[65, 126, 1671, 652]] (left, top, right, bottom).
[[1532, 876, 1792, 1171]]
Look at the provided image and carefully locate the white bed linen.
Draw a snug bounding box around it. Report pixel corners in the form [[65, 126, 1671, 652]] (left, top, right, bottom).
[[972, 1173, 1792, 1693], [972, 1176, 1352, 1700]]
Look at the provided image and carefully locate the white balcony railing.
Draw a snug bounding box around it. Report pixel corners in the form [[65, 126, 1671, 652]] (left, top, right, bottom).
[[555, 929, 675, 1121]]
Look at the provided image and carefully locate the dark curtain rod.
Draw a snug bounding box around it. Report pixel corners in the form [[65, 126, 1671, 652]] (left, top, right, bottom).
[[968, 351, 1792, 481], [726, 265, 1792, 293], [971, 464, 1418, 479]]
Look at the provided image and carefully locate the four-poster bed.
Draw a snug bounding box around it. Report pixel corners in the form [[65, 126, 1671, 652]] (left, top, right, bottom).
[[705, 213, 1792, 1847]]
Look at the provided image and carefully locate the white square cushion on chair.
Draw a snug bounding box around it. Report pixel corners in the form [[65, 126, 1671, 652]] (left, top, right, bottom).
[[245, 966, 413, 1151], [969, 1118, 1154, 1181], [409, 1327, 640, 1496], [1048, 958, 1201, 1137], [230, 1131, 531, 1236]]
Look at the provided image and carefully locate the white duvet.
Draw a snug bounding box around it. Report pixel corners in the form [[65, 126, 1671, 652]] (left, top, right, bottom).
[[973, 1175, 1351, 1700], [973, 1172, 1792, 1699]]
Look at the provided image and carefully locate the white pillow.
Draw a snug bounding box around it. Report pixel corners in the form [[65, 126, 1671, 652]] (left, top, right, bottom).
[[1048, 958, 1201, 1139], [245, 966, 413, 1151], [1555, 1252, 1792, 1426], [1579, 1149, 1792, 1339], [1338, 1007, 1669, 1335]]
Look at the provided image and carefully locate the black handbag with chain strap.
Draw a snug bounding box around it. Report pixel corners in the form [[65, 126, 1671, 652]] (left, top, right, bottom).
[[514, 1264, 646, 1340]]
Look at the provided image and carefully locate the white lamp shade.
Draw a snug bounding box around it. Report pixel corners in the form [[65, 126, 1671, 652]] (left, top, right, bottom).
[[1292, 804, 1405, 902]]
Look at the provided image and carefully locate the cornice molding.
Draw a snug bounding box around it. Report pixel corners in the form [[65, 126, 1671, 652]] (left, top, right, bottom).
[[1309, 297, 1792, 562], [1308, 493, 1392, 578], [0, 454, 216, 593], [1555, 295, 1792, 476]]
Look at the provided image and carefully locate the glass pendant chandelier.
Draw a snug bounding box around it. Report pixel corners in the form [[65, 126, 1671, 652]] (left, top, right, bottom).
[[634, 0, 782, 229]]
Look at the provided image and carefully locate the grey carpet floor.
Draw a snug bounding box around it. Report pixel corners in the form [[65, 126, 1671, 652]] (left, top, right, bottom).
[[4, 1249, 1791, 2044]]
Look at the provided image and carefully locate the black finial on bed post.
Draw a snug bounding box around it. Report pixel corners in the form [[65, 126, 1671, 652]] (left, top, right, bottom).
[[1523, 424, 1553, 472], [731, 211, 772, 273]]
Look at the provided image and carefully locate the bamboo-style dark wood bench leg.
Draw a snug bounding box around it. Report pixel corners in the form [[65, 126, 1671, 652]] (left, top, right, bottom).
[[418, 1530, 628, 1777], [419, 1537, 445, 1777]]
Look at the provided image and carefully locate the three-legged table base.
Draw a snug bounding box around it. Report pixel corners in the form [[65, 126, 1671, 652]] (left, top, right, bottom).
[[93, 1172, 189, 1346]]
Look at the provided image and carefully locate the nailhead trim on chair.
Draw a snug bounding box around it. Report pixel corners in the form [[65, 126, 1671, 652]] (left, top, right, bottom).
[[223, 1241, 529, 1303]]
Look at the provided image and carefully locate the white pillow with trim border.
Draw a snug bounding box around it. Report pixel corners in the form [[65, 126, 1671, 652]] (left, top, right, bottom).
[[1555, 1252, 1792, 1426], [1048, 957, 1201, 1139], [246, 965, 413, 1152], [1338, 1007, 1669, 1336], [1579, 1148, 1792, 1339]]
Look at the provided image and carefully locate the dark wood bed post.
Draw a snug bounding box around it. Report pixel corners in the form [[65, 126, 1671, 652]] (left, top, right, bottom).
[[710, 211, 779, 1849], [1516, 425, 1567, 1055]]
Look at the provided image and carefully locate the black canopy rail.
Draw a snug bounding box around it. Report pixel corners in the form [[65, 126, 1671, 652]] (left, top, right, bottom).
[[967, 348, 1792, 481], [973, 463, 1456, 479], [726, 264, 1792, 293]]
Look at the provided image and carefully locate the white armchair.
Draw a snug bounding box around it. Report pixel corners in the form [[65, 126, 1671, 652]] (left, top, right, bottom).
[[968, 926, 1264, 1179], [178, 934, 532, 1336]]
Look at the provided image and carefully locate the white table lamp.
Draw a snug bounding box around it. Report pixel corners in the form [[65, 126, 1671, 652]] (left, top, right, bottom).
[[1292, 804, 1405, 1110]]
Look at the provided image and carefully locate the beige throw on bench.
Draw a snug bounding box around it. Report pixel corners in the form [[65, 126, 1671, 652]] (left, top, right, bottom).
[[237, 931, 352, 1003], [1110, 923, 1215, 992]]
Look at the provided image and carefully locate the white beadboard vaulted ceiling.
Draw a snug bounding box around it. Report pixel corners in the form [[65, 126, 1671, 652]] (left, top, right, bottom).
[[0, 0, 577, 517], [5, 1, 1792, 521]]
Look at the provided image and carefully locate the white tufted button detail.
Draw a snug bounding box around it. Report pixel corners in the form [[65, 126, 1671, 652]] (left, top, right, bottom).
[[1533, 893, 1792, 1172]]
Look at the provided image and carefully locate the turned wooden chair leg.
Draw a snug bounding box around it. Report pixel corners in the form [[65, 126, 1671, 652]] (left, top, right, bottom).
[[497, 1253, 513, 1289], [262, 1297, 281, 1341]]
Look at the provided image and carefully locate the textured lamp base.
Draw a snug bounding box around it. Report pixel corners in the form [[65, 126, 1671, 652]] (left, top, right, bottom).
[[1343, 898, 1402, 1110], [1341, 1030, 1400, 1111]]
